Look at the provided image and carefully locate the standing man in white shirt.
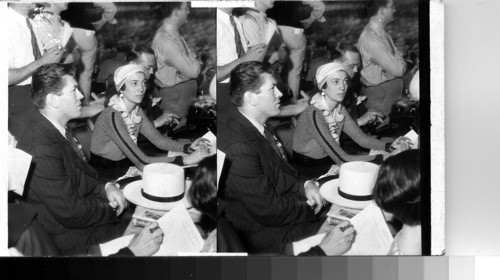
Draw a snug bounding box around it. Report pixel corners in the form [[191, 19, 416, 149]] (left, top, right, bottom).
[[216, 7, 265, 116], [8, 3, 64, 138]]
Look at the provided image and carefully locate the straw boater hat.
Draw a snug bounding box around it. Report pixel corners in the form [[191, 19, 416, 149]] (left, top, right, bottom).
[[123, 163, 191, 211], [320, 161, 380, 209]]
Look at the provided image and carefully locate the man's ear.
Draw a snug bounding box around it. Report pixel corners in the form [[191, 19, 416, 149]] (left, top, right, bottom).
[[45, 93, 59, 108], [173, 7, 180, 18], [244, 91, 258, 106]]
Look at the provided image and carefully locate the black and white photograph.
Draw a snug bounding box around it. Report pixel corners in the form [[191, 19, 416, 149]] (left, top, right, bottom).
[[216, 0, 432, 256], [5, 1, 216, 256]]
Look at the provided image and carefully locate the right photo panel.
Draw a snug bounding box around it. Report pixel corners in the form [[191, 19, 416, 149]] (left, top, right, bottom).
[[216, 0, 431, 256]]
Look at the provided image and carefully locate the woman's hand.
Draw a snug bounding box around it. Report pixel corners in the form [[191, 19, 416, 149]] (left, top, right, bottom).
[[182, 150, 210, 165], [357, 111, 383, 127], [391, 136, 412, 150], [128, 223, 163, 256], [319, 221, 355, 255], [189, 138, 212, 153]]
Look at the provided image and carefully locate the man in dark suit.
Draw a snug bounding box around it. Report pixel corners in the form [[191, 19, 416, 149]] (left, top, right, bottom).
[[218, 61, 326, 254], [17, 63, 130, 256]]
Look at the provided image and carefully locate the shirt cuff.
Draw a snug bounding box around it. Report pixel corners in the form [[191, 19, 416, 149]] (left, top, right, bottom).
[[371, 154, 384, 165], [298, 245, 326, 256], [173, 156, 184, 166], [301, 180, 319, 197]]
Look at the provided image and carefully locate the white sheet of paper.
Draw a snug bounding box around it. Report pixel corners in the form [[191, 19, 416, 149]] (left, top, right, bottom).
[[8, 147, 32, 196], [155, 203, 204, 256], [343, 202, 393, 255], [201, 131, 217, 155], [293, 233, 326, 255], [216, 150, 225, 189], [404, 129, 419, 148], [100, 234, 134, 256], [201, 131, 216, 143]]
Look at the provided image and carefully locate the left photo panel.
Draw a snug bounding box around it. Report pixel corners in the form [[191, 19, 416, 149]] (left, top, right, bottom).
[[5, 2, 216, 256]]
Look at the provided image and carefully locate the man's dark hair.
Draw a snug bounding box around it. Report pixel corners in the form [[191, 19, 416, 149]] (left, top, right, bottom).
[[161, 2, 185, 18], [31, 63, 77, 109], [367, 0, 390, 17], [229, 61, 273, 107], [330, 43, 360, 61], [125, 45, 155, 64], [373, 149, 421, 225]]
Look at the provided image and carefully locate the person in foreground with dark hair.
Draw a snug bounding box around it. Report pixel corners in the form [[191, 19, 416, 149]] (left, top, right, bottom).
[[16, 63, 131, 256], [90, 64, 210, 179], [218, 61, 343, 255], [186, 155, 218, 252], [373, 149, 421, 255]]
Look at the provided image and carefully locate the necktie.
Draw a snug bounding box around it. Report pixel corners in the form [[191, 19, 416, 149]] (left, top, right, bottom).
[[26, 18, 42, 60], [65, 128, 87, 162], [264, 126, 287, 161], [229, 15, 245, 58]]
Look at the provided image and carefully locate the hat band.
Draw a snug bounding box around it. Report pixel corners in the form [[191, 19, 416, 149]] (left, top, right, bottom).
[[141, 189, 184, 203], [338, 188, 372, 201]]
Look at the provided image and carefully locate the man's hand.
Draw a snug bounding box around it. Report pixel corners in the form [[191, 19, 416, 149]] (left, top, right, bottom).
[[243, 44, 266, 62], [304, 181, 325, 214], [39, 46, 64, 65], [128, 223, 163, 256], [357, 111, 384, 127], [105, 183, 128, 216], [319, 221, 355, 255]]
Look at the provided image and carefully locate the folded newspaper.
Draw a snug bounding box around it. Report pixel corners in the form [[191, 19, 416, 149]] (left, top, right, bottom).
[[293, 202, 393, 255], [100, 204, 204, 256]]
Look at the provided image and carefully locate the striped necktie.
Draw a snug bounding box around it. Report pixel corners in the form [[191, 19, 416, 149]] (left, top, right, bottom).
[[65, 128, 87, 162], [26, 18, 42, 60], [264, 126, 287, 161], [229, 15, 245, 58]]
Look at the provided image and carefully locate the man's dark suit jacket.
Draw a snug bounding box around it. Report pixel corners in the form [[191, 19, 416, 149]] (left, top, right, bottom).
[[218, 110, 324, 254], [17, 111, 128, 255]]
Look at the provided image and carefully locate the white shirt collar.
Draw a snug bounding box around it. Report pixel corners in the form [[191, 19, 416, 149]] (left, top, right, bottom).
[[239, 109, 265, 136], [40, 111, 66, 137]]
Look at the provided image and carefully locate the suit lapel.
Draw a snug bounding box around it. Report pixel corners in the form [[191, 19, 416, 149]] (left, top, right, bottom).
[[234, 112, 297, 176], [36, 112, 98, 177]]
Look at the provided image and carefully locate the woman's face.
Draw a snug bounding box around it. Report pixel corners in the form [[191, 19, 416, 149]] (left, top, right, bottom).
[[121, 72, 147, 105], [324, 70, 349, 103]]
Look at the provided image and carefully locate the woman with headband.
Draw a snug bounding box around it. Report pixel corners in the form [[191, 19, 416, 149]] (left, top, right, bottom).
[[90, 64, 210, 180], [292, 62, 409, 174]]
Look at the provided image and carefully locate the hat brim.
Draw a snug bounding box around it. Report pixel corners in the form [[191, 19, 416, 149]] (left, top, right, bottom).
[[320, 179, 371, 210], [123, 180, 192, 211]]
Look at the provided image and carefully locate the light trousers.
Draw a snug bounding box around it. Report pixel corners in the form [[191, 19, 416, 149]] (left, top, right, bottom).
[[72, 28, 98, 104], [277, 25, 306, 100]]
